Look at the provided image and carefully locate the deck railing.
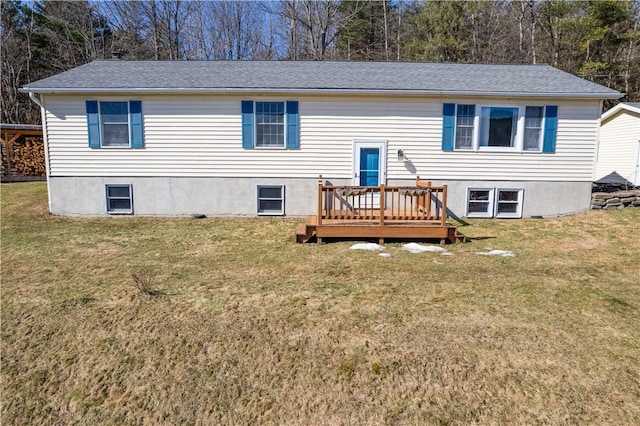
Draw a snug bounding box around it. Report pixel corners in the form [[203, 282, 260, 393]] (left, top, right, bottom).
[[316, 175, 448, 227]]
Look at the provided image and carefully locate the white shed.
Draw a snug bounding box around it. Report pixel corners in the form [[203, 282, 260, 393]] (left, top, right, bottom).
[[595, 103, 640, 186]]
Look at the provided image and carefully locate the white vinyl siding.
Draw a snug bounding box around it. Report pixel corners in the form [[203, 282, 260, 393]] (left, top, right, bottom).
[[42, 95, 601, 182], [595, 109, 640, 185]]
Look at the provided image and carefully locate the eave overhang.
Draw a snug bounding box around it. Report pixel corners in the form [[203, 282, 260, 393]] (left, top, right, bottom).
[[21, 86, 624, 100]]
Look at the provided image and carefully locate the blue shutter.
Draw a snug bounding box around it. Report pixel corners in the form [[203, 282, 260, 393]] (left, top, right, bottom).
[[241, 100, 254, 149], [542, 105, 558, 153], [129, 100, 144, 148], [286, 101, 299, 149], [442, 103, 455, 151], [86, 100, 101, 148]]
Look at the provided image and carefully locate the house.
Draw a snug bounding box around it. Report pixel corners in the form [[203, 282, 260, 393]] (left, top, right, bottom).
[[22, 60, 622, 220], [595, 103, 640, 187]]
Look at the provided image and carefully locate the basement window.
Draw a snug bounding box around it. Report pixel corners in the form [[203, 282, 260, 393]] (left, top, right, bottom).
[[257, 185, 284, 215], [495, 189, 524, 218], [106, 184, 133, 214], [466, 187, 524, 218], [466, 188, 495, 218]]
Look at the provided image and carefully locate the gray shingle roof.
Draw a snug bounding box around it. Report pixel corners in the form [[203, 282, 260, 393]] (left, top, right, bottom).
[[22, 60, 622, 99]]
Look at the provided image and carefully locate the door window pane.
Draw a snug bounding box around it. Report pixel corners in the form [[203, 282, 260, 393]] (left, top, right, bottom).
[[359, 148, 380, 186]]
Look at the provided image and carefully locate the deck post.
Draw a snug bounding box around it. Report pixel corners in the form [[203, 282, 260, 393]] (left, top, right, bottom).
[[379, 184, 385, 228], [441, 184, 448, 226], [317, 175, 323, 227]]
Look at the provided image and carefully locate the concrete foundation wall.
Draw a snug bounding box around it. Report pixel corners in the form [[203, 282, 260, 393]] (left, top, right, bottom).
[[49, 176, 592, 218]]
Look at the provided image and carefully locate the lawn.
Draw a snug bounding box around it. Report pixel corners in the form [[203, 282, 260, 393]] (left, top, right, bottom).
[[2, 182, 639, 424]]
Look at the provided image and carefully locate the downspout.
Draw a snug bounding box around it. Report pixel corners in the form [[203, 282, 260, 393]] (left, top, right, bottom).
[[29, 91, 43, 108], [28, 91, 53, 212]]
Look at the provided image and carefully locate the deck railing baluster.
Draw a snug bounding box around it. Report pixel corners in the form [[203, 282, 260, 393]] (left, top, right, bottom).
[[313, 175, 451, 230], [379, 184, 385, 227]]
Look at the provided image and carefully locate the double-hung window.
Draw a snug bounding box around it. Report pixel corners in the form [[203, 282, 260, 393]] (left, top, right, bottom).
[[467, 188, 495, 218], [241, 100, 299, 149], [523, 106, 544, 151], [256, 102, 285, 147], [101, 102, 130, 147], [495, 189, 524, 218], [443, 103, 557, 153], [86, 100, 144, 148], [455, 105, 475, 149]]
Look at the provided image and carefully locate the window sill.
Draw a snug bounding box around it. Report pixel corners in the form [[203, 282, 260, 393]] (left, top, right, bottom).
[[453, 148, 543, 154], [254, 146, 288, 150]]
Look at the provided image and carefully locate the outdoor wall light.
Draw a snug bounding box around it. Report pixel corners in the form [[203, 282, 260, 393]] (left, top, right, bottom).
[[397, 149, 407, 161]]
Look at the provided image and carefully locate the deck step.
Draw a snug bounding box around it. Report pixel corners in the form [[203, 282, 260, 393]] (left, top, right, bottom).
[[295, 223, 316, 243], [454, 230, 467, 243]]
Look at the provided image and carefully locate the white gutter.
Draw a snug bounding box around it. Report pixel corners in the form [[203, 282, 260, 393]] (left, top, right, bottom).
[[20, 87, 624, 99], [28, 91, 44, 107]]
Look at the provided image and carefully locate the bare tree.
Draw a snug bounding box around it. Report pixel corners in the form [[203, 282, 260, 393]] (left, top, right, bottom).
[[267, 0, 343, 60]]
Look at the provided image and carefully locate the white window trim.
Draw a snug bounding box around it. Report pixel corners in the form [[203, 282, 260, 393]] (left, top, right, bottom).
[[254, 101, 287, 150], [454, 104, 546, 153], [105, 184, 133, 214], [257, 185, 285, 216], [99, 101, 132, 148], [466, 187, 495, 218], [495, 188, 524, 218], [466, 187, 524, 219]]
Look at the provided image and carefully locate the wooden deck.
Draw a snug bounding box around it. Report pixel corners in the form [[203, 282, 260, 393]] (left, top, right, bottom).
[[296, 176, 466, 244]]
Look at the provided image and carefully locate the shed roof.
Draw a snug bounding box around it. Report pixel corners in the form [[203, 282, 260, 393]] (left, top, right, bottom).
[[22, 60, 623, 99], [0, 123, 42, 131], [601, 102, 640, 122]]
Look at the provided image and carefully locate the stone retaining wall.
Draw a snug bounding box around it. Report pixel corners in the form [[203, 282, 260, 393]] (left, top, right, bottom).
[[591, 190, 640, 210]]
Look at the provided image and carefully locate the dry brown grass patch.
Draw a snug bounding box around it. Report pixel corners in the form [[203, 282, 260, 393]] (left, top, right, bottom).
[[2, 183, 640, 424]]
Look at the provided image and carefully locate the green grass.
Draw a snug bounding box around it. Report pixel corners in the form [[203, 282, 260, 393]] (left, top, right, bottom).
[[2, 182, 639, 424]]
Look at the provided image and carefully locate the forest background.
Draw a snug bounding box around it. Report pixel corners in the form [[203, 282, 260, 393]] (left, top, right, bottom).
[[2, 0, 639, 124]]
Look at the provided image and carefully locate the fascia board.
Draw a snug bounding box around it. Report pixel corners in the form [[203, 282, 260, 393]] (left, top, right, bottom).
[[601, 103, 640, 122]]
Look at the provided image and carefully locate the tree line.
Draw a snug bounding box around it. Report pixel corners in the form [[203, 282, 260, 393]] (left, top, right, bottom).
[[2, 0, 639, 124]]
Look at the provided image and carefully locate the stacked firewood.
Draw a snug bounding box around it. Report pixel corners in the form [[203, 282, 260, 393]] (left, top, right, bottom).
[[2, 136, 45, 177]]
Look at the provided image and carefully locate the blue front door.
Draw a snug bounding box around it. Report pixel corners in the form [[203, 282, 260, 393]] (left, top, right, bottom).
[[359, 148, 380, 186]]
